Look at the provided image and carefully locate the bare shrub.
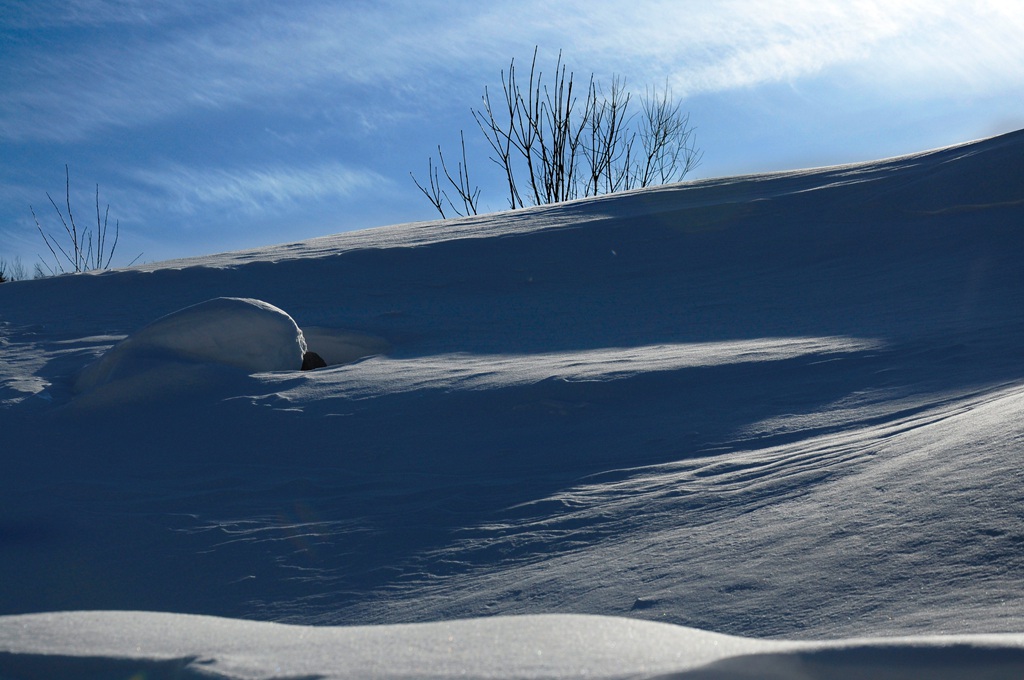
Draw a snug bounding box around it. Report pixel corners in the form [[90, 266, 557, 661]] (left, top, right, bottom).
[[0, 256, 27, 283], [32, 165, 141, 275], [413, 48, 702, 217]]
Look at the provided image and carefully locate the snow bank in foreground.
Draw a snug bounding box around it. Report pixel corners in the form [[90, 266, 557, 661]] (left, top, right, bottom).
[[2, 611, 1023, 680], [75, 297, 307, 393]]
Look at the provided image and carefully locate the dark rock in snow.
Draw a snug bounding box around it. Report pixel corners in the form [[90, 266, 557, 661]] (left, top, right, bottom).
[[302, 351, 328, 370]]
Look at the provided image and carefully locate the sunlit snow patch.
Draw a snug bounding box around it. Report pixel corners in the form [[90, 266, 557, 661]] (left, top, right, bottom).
[[75, 297, 307, 394]]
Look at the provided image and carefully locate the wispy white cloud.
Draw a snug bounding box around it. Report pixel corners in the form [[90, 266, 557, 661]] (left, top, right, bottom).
[[131, 162, 389, 217], [0, 0, 217, 28], [1, 1, 1021, 141], [518, 0, 1024, 97], [0, 1, 494, 142]]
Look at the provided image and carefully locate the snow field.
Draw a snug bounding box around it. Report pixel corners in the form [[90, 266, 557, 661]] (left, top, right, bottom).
[[1, 129, 1023, 678]]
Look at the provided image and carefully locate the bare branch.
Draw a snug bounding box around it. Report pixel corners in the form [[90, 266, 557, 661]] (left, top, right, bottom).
[[411, 131, 480, 219], [411, 158, 449, 218]]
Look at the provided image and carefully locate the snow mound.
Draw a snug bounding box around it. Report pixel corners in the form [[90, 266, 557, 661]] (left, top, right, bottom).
[[75, 297, 307, 393]]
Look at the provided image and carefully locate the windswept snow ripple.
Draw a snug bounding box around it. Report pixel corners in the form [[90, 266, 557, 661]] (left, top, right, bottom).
[[274, 336, 884, 400]]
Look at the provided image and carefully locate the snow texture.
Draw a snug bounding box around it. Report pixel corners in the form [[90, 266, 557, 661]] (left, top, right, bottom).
[[1, 129, 1024, 678]]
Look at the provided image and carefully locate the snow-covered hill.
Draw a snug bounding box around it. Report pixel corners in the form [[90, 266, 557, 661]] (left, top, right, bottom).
[[1, 129, 1023, 678]]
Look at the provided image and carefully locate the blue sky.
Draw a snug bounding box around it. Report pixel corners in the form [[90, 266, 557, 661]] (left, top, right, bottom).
[[2, 0, 1023, 269]]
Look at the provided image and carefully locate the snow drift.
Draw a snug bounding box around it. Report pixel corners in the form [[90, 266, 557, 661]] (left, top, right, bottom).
[[1, 129, 1023, 678], [74, 297, 307, 394]]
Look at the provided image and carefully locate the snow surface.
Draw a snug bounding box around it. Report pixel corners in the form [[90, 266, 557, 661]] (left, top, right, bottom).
[[5, 611, 1024, 679], [1, 129, 1023, 678]]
